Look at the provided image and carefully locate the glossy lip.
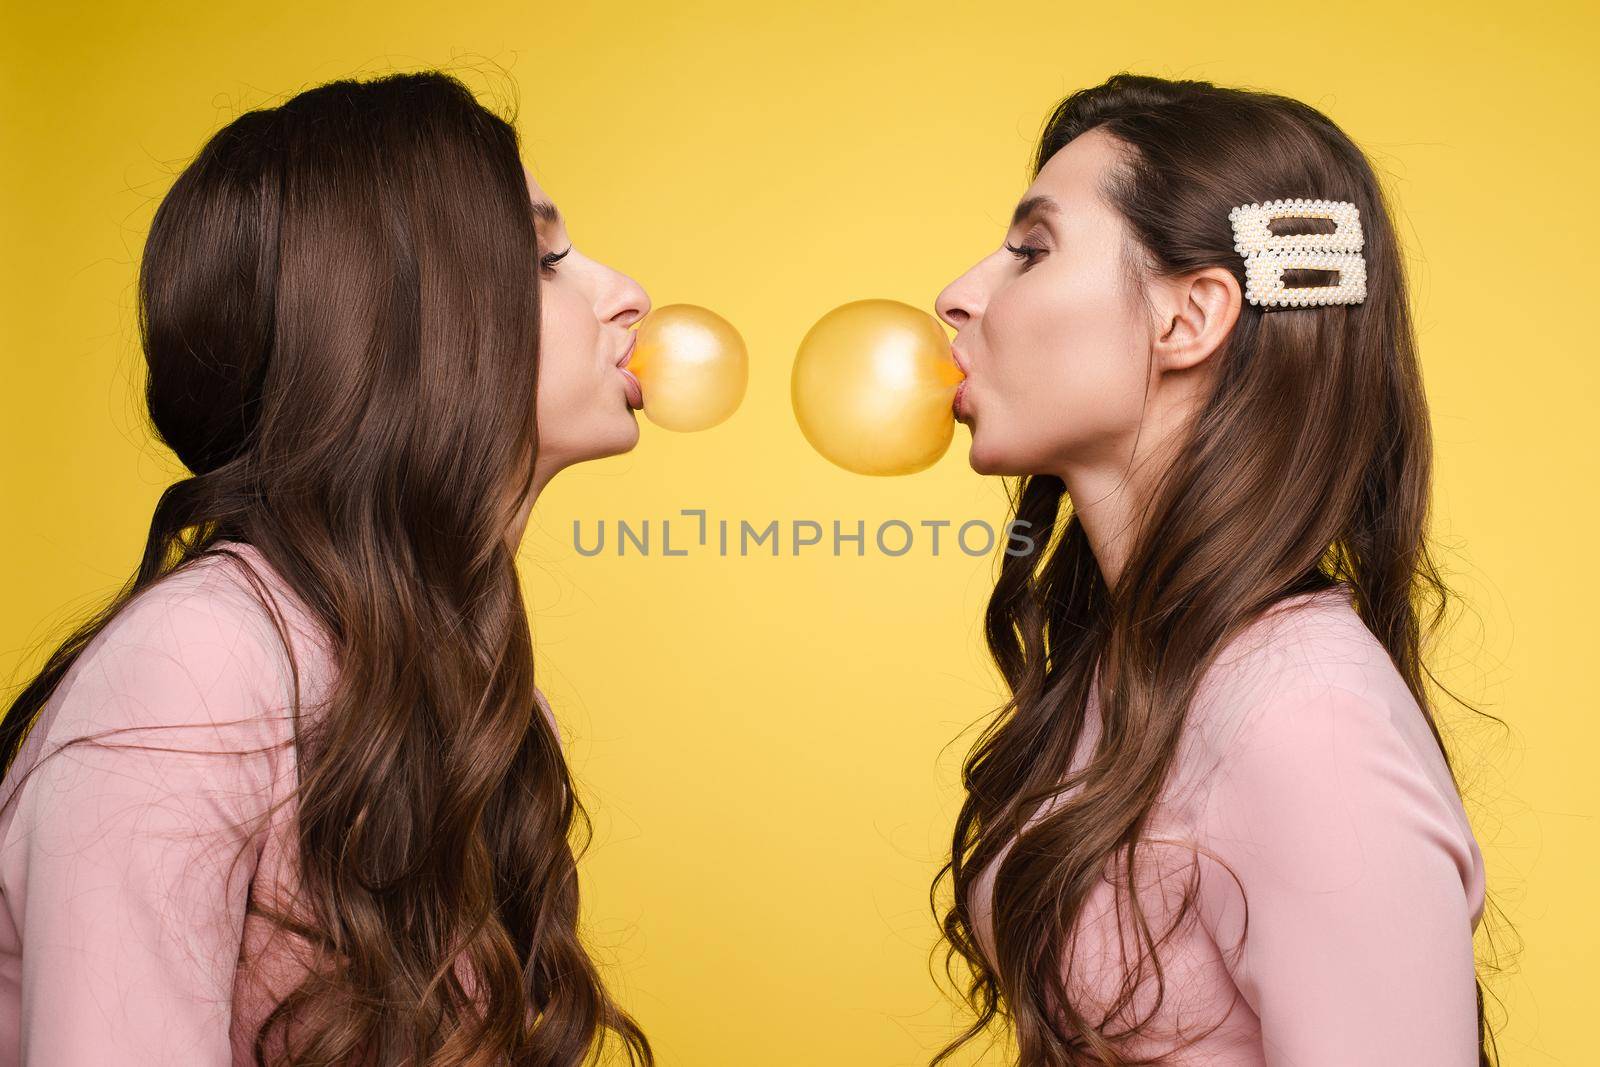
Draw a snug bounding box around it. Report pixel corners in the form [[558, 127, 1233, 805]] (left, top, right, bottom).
[[618, 367, 644, 410], [616, 331, 637, 368], [952, 345, 973, 421]]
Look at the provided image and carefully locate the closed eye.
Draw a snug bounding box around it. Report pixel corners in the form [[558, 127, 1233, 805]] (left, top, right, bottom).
[[540, 246, 572, 274], [1005, 241, 1045, 268]]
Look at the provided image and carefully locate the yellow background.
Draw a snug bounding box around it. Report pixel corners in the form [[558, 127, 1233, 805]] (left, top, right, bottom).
[[3, 2, 1594, 1063]]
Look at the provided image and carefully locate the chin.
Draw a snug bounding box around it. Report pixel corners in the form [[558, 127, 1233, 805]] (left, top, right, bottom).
[[599, 411, 641, 458], [966, 431, 1010, 476], [969, 440, 1045, 478], [552, 412, 640, 468]]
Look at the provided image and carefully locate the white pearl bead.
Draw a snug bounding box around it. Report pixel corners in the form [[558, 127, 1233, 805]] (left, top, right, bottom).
[[1230, 198, 1367, 308]]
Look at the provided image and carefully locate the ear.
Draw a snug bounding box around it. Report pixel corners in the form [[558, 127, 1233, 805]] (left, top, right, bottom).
[[1151, 266, 1242, 372]]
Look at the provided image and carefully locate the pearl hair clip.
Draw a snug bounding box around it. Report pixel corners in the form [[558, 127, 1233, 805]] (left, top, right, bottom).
[[1228, 198, 1367, 308]]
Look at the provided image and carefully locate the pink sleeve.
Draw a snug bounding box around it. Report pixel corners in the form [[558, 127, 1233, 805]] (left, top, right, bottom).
[[11, 590, 283, 1065], [1195, 683, 1480, 1066]]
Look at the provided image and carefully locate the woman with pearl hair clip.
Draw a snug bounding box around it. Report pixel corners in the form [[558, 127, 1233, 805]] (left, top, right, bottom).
[[932, 73, 1501, 1065]]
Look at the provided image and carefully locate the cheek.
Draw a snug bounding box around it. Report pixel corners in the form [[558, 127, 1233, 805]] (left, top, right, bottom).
[[532, 284, 638, 464], [985, 267, 1151, 442], [535, 288, 602, 425]]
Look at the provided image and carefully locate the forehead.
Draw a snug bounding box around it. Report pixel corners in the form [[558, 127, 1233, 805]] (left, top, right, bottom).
[[522, 167, 560, 225], [522, 166, 549, 202], [1023, 126, 1126, 211]]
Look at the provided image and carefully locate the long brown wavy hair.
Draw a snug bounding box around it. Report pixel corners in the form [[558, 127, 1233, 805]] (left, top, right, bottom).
[[0, 71, 650, 1066], [933, 73, 1505, 1066]]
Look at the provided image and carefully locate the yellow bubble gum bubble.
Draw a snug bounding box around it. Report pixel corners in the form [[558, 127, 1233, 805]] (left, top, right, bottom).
[[627, 304, 748, 432], [791, 299, 964, 476]]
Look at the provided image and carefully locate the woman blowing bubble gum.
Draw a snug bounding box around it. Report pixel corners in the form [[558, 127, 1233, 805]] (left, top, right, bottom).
[[0, 70, 743, 1066], [794, 73, 1494, 1064], [929, 74, 1494, 1066]]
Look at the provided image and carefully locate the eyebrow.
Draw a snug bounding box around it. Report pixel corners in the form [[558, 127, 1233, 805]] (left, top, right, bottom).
[[531, 200, 562, 226], [1010, 195, 1062, 229]]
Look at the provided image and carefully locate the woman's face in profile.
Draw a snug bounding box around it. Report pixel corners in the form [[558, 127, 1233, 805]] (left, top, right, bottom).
[[524, 169, 651, 478], [935, 127, 1158, 477]]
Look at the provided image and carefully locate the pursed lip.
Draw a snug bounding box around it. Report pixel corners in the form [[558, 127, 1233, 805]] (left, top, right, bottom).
[[952, 345, 972, 420], [619, 366, 644, 410], [616, 331, 637, 368]]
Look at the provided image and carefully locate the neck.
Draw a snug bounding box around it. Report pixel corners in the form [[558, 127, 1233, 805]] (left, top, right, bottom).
[[505, 455, 562, 552], [1056, 399, 1197, 594]]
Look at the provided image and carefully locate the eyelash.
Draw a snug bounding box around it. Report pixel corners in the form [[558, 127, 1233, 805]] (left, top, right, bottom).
[[540, 246, 572, 274], [1005, 240, 1046, 269]]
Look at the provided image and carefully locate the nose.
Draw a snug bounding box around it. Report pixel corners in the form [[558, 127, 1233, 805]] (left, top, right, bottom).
[[601, 267, 651, 328], [935, 262, 986, 330]]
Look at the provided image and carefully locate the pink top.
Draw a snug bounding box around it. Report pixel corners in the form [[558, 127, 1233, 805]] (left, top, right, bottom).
[[0, 541, 558, 1065], [969, 586, 1487, 1065]]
